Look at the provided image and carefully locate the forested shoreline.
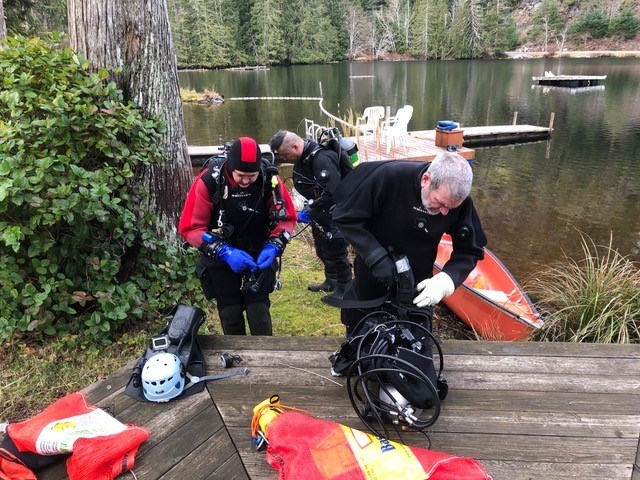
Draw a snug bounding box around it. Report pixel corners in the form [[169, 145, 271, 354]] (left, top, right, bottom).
[[3, 0, 640, 67]]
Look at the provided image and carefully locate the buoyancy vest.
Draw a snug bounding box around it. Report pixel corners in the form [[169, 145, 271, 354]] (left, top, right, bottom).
[[200, 159, 274, 253], [4, 393, 149, 480], [124, 304, 248, 403]]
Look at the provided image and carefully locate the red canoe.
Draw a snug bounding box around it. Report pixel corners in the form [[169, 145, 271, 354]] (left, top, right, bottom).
[[434, 234, 543, 341]]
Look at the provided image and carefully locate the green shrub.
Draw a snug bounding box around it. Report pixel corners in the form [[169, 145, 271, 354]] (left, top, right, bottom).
[[569, 10, 610, 39], [0, 34, 200, 343], [608, 8, 640, 40], [528, 233, 640, 344]]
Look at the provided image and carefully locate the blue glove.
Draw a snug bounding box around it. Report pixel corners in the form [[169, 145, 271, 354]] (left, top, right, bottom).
[[216, 244, 257, 273], [256, 243, 281, 270], [298, 210, 311, 223], [297, 209, 311, 224]]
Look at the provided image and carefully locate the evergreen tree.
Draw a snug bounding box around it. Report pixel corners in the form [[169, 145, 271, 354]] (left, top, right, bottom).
[[608, 7, 639, 40], [450, 0, 485, 58], [325, 0, 350, 59], [409, 0, 450, 59], [3, 0, 33, 36], [483, 0, 519, 55], [294, 0, 341, 63], [250, 0, 288, 63]]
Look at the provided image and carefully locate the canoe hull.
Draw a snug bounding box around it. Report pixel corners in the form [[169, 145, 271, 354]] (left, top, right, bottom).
[[434, 235, 543, 341]]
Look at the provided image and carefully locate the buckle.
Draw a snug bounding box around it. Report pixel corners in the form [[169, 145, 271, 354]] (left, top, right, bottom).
[[151, 335, 170, 351]]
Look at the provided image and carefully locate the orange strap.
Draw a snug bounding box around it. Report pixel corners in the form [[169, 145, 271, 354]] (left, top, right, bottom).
[[250, 395, 311, 440]]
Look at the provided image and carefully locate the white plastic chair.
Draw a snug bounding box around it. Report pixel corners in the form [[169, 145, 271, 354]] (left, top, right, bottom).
[[381, 105, 413, 153], [356, 106, 385, 141], [304, 118, 325, 141]]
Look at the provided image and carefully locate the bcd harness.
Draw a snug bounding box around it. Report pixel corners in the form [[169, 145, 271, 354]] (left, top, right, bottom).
[[201, 154, 289, 240], [125, 304, 248, 403]]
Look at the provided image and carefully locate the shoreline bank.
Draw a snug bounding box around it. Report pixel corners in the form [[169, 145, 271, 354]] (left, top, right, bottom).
[[505, 50, 640, 59]]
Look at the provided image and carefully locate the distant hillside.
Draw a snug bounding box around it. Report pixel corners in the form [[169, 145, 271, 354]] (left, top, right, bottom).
[[510, 0, 640, 53]]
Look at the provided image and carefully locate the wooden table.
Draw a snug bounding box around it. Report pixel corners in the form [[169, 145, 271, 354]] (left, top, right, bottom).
[[38, 336, 640, 480]]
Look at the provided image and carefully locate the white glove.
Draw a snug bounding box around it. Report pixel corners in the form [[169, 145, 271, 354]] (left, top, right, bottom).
[[413, 272, 455, 307]]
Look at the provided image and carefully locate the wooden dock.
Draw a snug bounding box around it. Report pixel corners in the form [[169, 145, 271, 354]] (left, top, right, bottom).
[[351, 132, 475, 163], [532, 74, 607, 87], [36, 335, 640, 480], [409, 125, 552, 149], [187, 121, 553, 165], [188, 136, 475, 166]]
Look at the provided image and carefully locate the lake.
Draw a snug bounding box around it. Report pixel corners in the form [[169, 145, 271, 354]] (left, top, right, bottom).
[[178, 58, 640, 281]]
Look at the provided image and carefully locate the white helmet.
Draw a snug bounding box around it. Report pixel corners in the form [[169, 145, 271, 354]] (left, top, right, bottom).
[[141, 353, 185, 402]]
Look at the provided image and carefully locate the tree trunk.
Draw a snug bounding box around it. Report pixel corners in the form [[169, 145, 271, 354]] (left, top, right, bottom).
[[67, 0, 192, 244], [0, 0, 6, 41]]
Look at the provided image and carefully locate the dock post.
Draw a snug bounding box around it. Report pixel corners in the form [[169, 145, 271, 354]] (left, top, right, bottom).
[[548, 112, 555, 133], [512, 111, 518, 125]]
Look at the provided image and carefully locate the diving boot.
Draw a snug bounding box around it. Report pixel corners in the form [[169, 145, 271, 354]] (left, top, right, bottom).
[[308, 278, 337, 293], [321, 282, 349, 304]]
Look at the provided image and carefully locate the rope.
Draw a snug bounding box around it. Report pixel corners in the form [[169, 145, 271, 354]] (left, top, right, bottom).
[[228, 96, 322, 101]]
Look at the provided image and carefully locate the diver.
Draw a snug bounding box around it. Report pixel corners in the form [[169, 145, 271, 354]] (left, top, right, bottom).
[[179, 137, 296, 335], [269, 130, 352, 297], [331, 151, 487, 334]]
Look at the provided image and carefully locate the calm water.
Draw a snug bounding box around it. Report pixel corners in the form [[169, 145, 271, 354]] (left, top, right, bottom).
[[178, 59, 640, 280]]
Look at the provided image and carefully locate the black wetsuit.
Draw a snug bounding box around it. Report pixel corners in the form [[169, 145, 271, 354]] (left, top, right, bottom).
[[293, 140, 352, 285], [332, 160, 486, 332]]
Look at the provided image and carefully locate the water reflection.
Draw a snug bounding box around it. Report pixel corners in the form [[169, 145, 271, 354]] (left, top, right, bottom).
[[180, 58, 640, 279]]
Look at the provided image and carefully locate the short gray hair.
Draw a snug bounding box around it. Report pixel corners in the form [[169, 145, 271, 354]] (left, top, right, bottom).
[[428, 152, 473, 202]]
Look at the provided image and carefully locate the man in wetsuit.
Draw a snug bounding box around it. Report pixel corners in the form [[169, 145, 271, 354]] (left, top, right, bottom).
[[331, 151, 487, 334], [269, 130, 352, 296], [179, 137, 296, 335]]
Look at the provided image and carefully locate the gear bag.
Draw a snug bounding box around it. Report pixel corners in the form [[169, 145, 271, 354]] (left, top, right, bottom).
[[3, 392, 149, 480], [125, 304, 248, 403], [125, 304, 207, 401]]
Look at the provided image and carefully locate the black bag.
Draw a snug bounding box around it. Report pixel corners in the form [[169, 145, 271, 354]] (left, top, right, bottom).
[[125, 304, 206, 402]]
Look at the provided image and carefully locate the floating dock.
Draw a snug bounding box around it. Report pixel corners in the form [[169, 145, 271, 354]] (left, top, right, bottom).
[[532, 84, 605, 94], [532, 74, 606, 87]]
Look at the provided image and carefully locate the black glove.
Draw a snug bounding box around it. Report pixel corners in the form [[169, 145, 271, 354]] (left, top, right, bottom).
[[370, 256, 395, 287]]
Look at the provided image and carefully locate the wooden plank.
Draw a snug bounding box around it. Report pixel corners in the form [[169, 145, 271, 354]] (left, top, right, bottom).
[[158, 426, 241, 480], [37, 391, 216, 480], [481, 461, 632, 480], [199, 364, 640, 394], [227, 426, 636, 480], [210, 383, 640, 416], [228, 427, 277, 480], [216, 401, 640, 438], [206, 455, 250, 480], [132, 404, 225, 479], [349, 134, 476, 162], [29, 336, 640, 480], [202, 348, 640, 376], [200, 335, 640, 358]]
